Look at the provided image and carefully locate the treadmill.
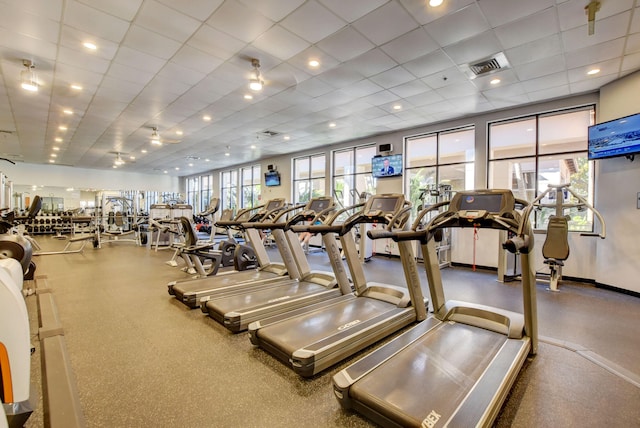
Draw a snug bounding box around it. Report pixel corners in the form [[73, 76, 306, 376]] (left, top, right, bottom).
[[248, 194, 429, 377], [332, 189, 538, 428], [200, 196, 346, 332], [167, 199, 291, 308]]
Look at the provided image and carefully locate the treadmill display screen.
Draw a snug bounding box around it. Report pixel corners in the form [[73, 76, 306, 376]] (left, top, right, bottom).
[[308, 198, 330, 213], [458, 194, 504, 213], [367, 197, 399, 214], [265, 200, 283, 211]]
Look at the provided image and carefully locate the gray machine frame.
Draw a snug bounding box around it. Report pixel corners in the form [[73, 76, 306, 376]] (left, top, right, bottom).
[[200, 197, 343, 332], [332, 189, 538, 428], [167, 199, 290, 308], [248, 194, 428, 377]]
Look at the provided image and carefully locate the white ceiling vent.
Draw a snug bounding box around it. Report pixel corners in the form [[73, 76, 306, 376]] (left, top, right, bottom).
[[461, 52, 510, 79]]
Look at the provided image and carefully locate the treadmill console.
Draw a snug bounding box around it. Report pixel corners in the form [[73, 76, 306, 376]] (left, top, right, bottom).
[[364, 195, 404, 218]]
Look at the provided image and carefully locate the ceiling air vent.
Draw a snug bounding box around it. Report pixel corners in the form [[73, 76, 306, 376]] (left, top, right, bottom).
[[461, 52, 510, 79]]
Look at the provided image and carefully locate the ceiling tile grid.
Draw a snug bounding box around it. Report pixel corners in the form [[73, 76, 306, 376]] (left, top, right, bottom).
[[0, 0, 637, 175]]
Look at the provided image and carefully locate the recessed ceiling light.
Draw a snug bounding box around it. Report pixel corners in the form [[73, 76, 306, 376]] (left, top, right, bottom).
[[392, 104, 402, 110], [587, 68, 600, 75], [490, 78, 501, 85], [329, 122, 336, 128], [244, 94, 253, 100], [176, 130, 183, 136], [250, 145, 257, 149], [55, 137, 63, 142], [112, 165, 117, 169], [141, 149, 148, 154], [50, 153, 57, 158], [129, 156, 136, 160], [163, 170, 168, 174], [188, 163, 194, 167], [283, 135, 290, 140], [175, 167, 180, 171], [70, 84, 83, 91], [53, 147, 60, 151], [205, 158, 210, 162], [49, 159, 55, 163], [83, 42, 97, 50], [203, 115, 211, 121], [63, 109, 73, 115], [225, 152, 230, 156], [308, 59, 320, 68], [59, 125, 67, 131], [429, 0, 444, 6]]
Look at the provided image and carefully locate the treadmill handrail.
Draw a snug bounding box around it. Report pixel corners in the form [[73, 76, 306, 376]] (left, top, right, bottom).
[[242, 203, 306, 230]]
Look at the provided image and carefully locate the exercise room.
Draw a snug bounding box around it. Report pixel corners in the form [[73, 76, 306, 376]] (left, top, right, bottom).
[[1, 1, 639, 427]]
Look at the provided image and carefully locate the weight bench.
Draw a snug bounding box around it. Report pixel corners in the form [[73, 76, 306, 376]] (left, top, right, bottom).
[[542, 215, 570, 291], [34, 234, 96, 256]]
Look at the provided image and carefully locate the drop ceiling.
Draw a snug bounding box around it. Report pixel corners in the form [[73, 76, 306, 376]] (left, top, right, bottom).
[[0, 0, 638, 176]]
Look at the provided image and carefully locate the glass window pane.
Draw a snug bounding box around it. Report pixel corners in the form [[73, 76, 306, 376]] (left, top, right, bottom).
[[489, 118, 536, 159], [295, 181, 311, 203], [253, 165, 261, 185], [488, 158, 536, 201], [406, 167, 437, 218], [334, 150, 353, 175], [311, 155, 325, 178], [355, 146, 376, 173], [439, 128, 475, 164], [539, 109, 593, 155], [406, 135, 437, 167], [242, 168, 253, 186], [311, 178, 325, 198], [294, 158, 309, 180], [439, 163, 473, 191]]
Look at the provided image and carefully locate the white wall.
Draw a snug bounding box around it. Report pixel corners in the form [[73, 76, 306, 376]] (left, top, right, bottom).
[[3, 162, 180, 192], [594, 70, 640, 293]]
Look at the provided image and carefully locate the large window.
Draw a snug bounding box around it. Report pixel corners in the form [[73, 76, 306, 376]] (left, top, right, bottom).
[[488, 106, 595, 230], [241, 165, 261, 209], [186, 177, 199, 210], [220, 170, 238, 213], [404, 127, 475, 217], [293, 154, 326, 203], [200, 174, 213, 212], [332, 145, 377, 207]]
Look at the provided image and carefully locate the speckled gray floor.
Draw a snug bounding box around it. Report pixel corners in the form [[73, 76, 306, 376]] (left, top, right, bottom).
[[23, 237, 640, 427]]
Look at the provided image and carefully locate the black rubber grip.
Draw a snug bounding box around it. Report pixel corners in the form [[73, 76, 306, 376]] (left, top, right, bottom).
[[367, 230, 395, 240]]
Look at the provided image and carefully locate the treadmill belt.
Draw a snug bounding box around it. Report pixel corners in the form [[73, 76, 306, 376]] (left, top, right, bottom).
[[350, 322, 507, 426]]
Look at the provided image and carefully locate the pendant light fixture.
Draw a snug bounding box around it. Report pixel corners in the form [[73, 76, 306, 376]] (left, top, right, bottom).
[[249, 59, 264, 92], [20, 60, 38, 92]]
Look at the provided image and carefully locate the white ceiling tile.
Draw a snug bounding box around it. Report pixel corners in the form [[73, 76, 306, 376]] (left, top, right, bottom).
[[281, 0, 346, 44], [237, 0, 306, 22], [369, 66, 415, 88], [318, 0, 388, 23], [569, 72, 619, 94], [520, 71, 568, 93], [514, 54, 566, 80], [494, 8, 559, 50], [565, 38, 625, 69], [562, 11, 632, 51], [187, 25, 247, 61], [388, 79, 430, 98], [1, 0, 63, 21], [567, 58, 622, 82], [621, 52, 640, 71], [478, 0, 555, 27], [155, 0, 223, 21], [0, 2, 60, 43], [316, 26, 375, 62], [352, 1, 419, 45], [59, 26, 119, 61], [77, 0, 142, 21], [122, 25, 182, 60], [470, 68, 519, 91], [360, 90, 401, 107], [287, 46, 340, 76], [53, 62, 104, 88], [443, 31, 503, 65], [343, 48, 398, 77], [625, 32, 640, 54], [424, 3, 489, 47], [57, 46, 111, 74], [252, 25, 310, 61], [631, 6, 640, 34], [505, 34, 563, 67], [398, 0, 475, 25], [403, 49, 456, 78], [318, 65, 365, 89], [170, 45, 224, 75], [158, 62, 206, 86], [135, 0, 202, 43], [527, 84, 571, 102], [64, 0, 130, 43], [112, 46, 166, 75], [263, 62, 311, 92], [206, 1, 274, 44], [339, 79, 384, 98], [294, 76, 334, 97], [0, 29, 58, 61], [436, 81, 478, 99], [380, 28, 438, 64], [421, 66, 468, 89], [403, 89, 445, 107]]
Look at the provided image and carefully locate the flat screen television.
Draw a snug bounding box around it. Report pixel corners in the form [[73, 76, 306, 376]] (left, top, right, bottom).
[[264, 171, 281, 187], [372, 154, 403, 178], [588, 112, 640, 160]]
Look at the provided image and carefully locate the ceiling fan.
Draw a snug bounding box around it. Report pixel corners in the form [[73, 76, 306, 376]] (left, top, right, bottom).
[[110, 151, 135, 167], [148, 126, 182, 146]]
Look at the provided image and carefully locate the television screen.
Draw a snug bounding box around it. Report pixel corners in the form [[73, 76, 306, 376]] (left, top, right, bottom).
[[371, 154, 403, 178], [588, 112, 640, 160], [264, 171, 281, 187]]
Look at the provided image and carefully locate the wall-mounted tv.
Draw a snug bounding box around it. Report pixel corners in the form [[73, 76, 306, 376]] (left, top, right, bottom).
[[264, 171, 281, 187], [372, 154, 403, 178], [588, 112, 640, 160]]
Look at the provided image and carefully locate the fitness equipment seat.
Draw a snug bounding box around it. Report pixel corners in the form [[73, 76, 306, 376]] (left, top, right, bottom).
[[542, 215, 570, 291], [178, 217, 225, 277]]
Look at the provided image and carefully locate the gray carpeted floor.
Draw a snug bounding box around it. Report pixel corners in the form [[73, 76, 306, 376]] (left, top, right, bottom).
[[23, 236, 640, 427]]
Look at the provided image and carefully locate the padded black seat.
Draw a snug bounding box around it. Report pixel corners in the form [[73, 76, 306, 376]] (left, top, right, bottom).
[[542, 215, 570, 265]]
